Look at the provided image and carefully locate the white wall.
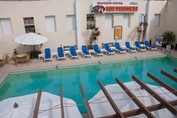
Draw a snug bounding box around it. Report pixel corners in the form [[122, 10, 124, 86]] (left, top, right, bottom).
[[0, 0, 171, 57], [164, 0, 177, 45], [80, 0, 149, 46], [146, 1, 167, 45], [79, 0, 166, 46], [0, 0, 76, 55]]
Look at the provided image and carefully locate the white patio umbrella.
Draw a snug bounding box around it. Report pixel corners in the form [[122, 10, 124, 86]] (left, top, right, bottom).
[[14, 33, 48, 45], [89, 82, 177, 118], [0, 92, 82, 118]]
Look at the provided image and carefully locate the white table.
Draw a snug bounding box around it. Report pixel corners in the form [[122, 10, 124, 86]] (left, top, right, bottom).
[[16, 54, 27, 58]]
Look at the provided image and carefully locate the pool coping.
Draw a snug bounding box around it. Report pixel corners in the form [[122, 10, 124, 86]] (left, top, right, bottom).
[[8, 54, 166, 74]]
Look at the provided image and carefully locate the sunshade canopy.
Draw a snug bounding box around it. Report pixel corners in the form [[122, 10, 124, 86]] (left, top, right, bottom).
[[0, 92, 82, 118], [14, 33, 48, 45]]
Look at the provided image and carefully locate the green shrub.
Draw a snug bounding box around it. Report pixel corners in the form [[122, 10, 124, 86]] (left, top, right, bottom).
[[162, 31, 175, 44]]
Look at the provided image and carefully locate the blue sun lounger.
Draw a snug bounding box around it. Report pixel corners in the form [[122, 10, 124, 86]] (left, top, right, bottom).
[[81, 45, 91, 57], [93, 44, 103, 56], [57, 46, 65, 60], [103, 43, 115, 55], [144, 40, 157, 51], [135, 41, 146, 52], [44, 48, 52, 61], [69, 46, 78, 59], [114, 42, 126, 54], [125, 42, 137, 53]]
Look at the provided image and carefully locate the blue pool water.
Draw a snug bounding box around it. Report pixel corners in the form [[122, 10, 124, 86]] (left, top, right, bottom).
[[0, 56, 177, 113]]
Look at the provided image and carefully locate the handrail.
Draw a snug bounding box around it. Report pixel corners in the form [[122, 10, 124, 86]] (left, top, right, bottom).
[[116, 78, 155, 118], [98, 80, 125, 118], [147, 72, 177, 96], [100, 100, 177, 118], [80, 84, 94, 118], [33, 89, 42, 118], [60, 86, 64, 118], [161, 70, 177, 82], [132, 75, 177, 115], [174, 68, 177, 73]]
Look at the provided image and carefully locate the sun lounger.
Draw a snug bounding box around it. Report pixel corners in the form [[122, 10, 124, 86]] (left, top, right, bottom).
[[44, 48, 52, 61], [134, 41, 146, 52], [57, 47, 65, 60], [69, 46, 78, 59], [81, 45, 91, 57], [125, 42, 137, 53], [93, 44, 103, 56], [103, 43, 115, 55], [114, 42, 126, 54], [144, 40, 157, 51]]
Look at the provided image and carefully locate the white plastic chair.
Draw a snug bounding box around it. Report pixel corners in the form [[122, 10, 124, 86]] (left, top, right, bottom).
[[165, 44, 171, 54], [156, 41, 162, 50]]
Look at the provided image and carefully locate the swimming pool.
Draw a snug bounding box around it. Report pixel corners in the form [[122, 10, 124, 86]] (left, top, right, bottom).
[[0, 56, 177, 113]]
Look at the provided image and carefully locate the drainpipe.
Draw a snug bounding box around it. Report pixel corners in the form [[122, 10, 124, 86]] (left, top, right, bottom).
[[75, 0, 81, 49], [145, 0, 151, 40]]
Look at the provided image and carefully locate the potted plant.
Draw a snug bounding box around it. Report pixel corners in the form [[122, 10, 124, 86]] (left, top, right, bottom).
[[137, 15, 148, 43], [88, 27, 100, 49], [162, 31, 176, 48]]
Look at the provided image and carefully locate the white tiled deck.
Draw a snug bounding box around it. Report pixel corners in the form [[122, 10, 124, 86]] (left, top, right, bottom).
[[0, 49, 177, 85]]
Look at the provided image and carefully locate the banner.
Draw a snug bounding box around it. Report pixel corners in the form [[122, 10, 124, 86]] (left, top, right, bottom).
[[91, 1, 138, 14], [114, 26, 122, 39]]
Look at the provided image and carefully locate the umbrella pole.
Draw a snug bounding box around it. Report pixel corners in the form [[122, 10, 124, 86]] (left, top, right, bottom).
[[33, 45, 37, 59], [31, 45, 33, 59]]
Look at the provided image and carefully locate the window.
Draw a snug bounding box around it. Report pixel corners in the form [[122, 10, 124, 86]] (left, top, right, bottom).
[[66, 15, 76, 30], [23, 17, 35, 33], [87, 14, 95, 30], [0, 18, 13, 35], [105, 14, 113, 29], [123, 14, 131, 28], [154, 14, 160, 27], [105, 14, 114, 29], [45, 16, 56, 32]]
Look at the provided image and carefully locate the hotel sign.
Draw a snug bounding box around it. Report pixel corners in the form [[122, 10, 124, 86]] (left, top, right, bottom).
[[114, 26, 122, 39], [91, 1, 138, 13]]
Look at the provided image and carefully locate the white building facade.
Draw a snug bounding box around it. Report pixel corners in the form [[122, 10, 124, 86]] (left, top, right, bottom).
[[0, 0, 176, 56]]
